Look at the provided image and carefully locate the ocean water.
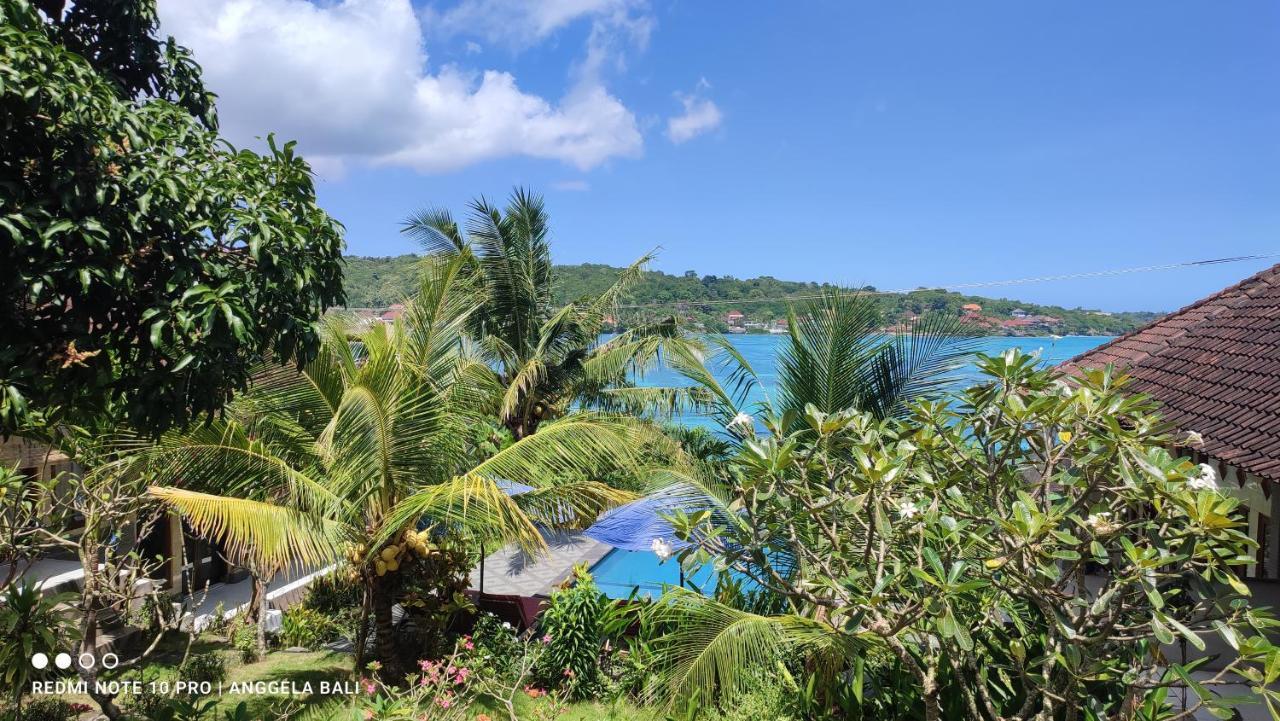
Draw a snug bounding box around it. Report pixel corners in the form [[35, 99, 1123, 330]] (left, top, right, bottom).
[[590, 334, 1114, 597], [632, 334, 1112, 428]]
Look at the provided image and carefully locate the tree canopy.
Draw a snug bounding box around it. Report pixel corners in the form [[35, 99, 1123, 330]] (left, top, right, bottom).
[[0, 0, 345, 434]]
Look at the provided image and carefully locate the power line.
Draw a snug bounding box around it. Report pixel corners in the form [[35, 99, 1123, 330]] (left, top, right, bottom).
[[614, 252, 1280, 310]]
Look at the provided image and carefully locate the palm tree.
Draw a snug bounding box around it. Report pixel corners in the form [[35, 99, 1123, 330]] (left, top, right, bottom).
[[124, 256, 643, 677], [402, 187, 698, 440], [667, 287, 978, 430]]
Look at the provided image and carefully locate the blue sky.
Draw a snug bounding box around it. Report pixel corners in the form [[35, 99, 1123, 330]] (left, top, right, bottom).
[[161, 1, 1279, 312]]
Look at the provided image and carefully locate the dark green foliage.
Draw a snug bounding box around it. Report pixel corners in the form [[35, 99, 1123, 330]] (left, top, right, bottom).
[[0, 697, 77, 721], [0, 0, 345, 434], [301, 572, 363, 615], [470, 611, 522, 679], [231, 625, 258, 664], [340, 255, 1160, 336], [177, 651, 226, 688], [536, 565, 606, 699], [0, 583, 77, 713]]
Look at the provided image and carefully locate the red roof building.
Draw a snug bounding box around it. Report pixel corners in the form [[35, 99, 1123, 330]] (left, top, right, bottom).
[[1063, 263, 1280, 579], [379, 303, 405, 322]]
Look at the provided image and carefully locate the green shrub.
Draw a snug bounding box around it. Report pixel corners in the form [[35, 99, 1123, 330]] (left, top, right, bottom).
[[277, 606, 340, 649], [535, 565, 605, 699], [300, 572, 363, 643], [1, 697, 78, 721], [302, 572, 362, 614], [470, 612, 522, 679], [0, 583, 77, 712], [179, 651, 227, 688], [231, 625, 259, 664]]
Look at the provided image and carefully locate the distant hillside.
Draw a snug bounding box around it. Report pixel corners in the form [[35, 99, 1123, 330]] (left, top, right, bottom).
[[340, 255, 1162, 336]]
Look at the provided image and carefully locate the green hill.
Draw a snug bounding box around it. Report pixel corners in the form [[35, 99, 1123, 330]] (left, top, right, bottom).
[[339, 255, 1161, 336]]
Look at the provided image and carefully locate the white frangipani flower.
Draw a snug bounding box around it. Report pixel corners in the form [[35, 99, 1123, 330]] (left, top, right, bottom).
[[897, 500, 920, 520], [1187, 463, 1219, 492], [1086, 511, 1116, 535], [727, 412, 755, 434], [651, 537, 674, 561]]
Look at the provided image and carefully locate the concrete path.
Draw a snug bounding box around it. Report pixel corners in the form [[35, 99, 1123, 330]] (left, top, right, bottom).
[[469, 530, 611, 597]]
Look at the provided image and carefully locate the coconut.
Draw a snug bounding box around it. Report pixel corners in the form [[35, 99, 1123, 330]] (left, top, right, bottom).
[[380, 546, 398, 561], [385, 558, 400, 572], [374, 560, 387, 576]]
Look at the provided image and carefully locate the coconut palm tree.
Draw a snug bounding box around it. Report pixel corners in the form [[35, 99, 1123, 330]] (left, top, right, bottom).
[[667, 287, 978, 431], [402, 187, 700, 439], [124, 255, 643, 677]]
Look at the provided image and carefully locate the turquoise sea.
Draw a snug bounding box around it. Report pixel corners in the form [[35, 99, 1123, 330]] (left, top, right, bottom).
[[633, 334, 1112, 428], [590, 334, 1113, 598]]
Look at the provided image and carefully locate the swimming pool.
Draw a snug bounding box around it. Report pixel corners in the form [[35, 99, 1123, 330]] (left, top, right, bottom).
[[588, 549, 716, 599]]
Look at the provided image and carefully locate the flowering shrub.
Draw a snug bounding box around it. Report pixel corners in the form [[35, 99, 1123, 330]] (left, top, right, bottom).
[[358, 646, 475, 721], [659, 351, 1280, 720]]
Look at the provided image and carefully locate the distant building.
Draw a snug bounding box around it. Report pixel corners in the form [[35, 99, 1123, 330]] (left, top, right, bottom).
[[725, 310, 745, 327], [1011, 308, 1029, 319], [379, 303, 405, 322], [961, 303, 982, 316]]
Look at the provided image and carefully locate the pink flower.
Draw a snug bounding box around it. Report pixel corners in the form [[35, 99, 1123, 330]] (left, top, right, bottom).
[[362, 711, 374, 721], [418, 659, 434, 671], [437, 697, 453, 709], [563, 667, 575, 678], [540, 634, 551, 644], [361, 678, 376, 695], [454, 667, 471, 683], [463, 640, 475, 650]]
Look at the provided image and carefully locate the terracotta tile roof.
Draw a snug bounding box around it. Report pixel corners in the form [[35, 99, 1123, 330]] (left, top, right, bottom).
[[1061, 263, 1280, 483]]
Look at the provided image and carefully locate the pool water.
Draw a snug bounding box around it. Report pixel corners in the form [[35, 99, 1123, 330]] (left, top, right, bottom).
[[589, 549, 716, 599]]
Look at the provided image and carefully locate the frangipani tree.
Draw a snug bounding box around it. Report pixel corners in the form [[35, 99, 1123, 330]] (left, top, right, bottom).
[[652, 351, 1280, 721], [125, 256, 643, 677], [402, 187, 700, 439]]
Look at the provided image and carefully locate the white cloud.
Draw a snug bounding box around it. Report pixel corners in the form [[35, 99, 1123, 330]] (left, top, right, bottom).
[[666, 78, 722, 144], [427, 0, 649, 51], [158, 0, 642, 174], [552, 179, 591, 191]]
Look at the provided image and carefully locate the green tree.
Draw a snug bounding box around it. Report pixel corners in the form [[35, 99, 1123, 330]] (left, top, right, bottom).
[[402, 187, 694, 439], [127, 256, 643, 679], [653, 351, 1280, 720], [0, 0, 345, 434]]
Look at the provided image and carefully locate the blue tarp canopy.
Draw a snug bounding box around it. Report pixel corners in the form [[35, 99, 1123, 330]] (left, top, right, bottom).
[[584, 491, 703, 551]]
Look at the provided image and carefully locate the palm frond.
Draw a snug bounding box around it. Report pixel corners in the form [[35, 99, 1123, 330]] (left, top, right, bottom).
[[149, 487, 347, 573], [466, 415, 643, 485], [646, 589, 871, 708], [379, 474, 546, 554], [401, 207, 468, 255], [859, 312, 979, 419], [510, 481, 637, 529]]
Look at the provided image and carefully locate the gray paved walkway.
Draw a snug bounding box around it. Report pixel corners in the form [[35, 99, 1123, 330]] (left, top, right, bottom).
[[469, 530, 611, 596]]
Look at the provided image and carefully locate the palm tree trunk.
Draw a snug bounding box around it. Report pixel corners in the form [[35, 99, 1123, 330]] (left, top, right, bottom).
[[251, 573, 267, 656], [354, 582, 372, 673], [371, 575, 399, 681]]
